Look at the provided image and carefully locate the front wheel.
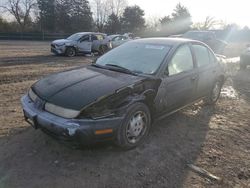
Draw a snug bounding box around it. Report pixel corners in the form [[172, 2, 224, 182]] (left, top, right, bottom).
[[65, 47, 76, 57], [204, 81, 222, 105], [115, 102, 151, 149]]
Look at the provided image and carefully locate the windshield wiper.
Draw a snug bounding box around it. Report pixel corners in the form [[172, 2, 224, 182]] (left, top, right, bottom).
[[91, 63, 107, 69], [105, 64, 138, 75]]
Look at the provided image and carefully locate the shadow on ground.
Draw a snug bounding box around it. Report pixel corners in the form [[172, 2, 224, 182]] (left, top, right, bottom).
[[0, 104, 215, 188]]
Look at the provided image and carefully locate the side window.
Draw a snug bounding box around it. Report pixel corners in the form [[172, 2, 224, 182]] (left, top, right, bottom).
[[193, 44, 210, 67], [168, 45, 194, 76], [96, 35, 104, 40], [80, 35, 89, 42], [208, 50, 217, 64], [113, 36, 120, 41], [91, 35, 98, 41]]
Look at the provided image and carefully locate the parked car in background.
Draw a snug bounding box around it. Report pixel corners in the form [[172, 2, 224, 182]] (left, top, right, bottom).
[[22, 38, 225, 149], [182, 30, 227, 54], [240, 44, 250, 69], [51, 32, 111, 57], [123, 32, 135, 39], [108, 34, 131, 48]]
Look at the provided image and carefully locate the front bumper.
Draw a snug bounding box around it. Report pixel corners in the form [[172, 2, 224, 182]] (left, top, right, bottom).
[[51, 45, 65, 55], [21, 95, 124, 144]]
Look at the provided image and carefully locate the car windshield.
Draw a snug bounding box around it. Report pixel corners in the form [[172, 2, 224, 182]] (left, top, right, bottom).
[[67, 33, 83, 41], [96, 42, 171, 74]]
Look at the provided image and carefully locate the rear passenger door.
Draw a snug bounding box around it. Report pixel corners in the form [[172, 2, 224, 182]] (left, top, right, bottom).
[[192, 44, 217, 98], [91, 34, 101, 51]]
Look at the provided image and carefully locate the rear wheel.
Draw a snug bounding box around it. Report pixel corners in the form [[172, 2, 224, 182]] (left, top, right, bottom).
[[98, 45, 108, 55], [204, 80, 222, 105], [116, 102, 151, 149], [65, 47, 76, 57]]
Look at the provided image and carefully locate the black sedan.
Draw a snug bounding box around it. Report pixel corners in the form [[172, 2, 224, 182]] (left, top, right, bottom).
[[21, 38, 225, 149]]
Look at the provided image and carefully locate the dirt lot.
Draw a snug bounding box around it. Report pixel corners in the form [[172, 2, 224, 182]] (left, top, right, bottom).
[[0, 40, 249, 188]]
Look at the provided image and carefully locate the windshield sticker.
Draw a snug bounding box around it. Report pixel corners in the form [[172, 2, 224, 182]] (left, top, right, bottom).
[[145, 45, 165, 50]]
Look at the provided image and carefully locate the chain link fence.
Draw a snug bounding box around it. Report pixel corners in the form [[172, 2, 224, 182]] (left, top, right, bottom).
[[0, 32, 71, 41]]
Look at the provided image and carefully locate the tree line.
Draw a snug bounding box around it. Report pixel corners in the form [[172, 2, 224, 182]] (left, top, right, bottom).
[[0, 0, 194, 35], [1, 0, 248, 37]]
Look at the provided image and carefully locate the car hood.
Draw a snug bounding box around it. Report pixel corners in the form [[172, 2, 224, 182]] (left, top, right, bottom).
[[32, 66, 144, 110], [52, 39, 74, 45]]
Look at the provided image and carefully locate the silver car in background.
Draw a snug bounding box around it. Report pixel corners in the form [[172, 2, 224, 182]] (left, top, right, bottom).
[[108, 34, 131, 49], [51, 32, 111, 57]]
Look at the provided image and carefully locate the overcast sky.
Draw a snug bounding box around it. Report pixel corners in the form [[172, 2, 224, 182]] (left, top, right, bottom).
[[128, 0, 250, 27]]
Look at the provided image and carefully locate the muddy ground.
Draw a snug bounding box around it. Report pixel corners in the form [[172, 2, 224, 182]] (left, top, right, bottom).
[[0, 40, 249, 188]]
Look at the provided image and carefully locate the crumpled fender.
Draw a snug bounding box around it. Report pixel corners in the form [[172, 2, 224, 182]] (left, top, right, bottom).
[[78, 79, 161, 119]]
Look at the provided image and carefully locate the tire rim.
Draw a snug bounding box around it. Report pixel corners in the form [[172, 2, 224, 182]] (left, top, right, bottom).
[[68, 48, 75, 57], [212, 82, 221, 102], [99, 46, 104, 55], [126, 111, 148, 144]]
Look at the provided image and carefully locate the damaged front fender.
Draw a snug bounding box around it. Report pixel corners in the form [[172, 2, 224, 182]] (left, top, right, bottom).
[[78, 78, 161, 120]]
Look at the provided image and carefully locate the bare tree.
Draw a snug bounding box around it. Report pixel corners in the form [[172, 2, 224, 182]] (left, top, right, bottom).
[[91, 0, 127, 32], [146, 16, 160, 30], [0, 0, 37, 31], [193, 16, 225, 30], [91, 0, 109, 31], [109, 0, 127, 17]]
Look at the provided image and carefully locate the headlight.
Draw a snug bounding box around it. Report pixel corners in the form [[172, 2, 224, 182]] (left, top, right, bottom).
[[83, 110, 115, 120], [79, 104, 115, 120], [28, 89, 38, 101], [45, 102, 80, 119]]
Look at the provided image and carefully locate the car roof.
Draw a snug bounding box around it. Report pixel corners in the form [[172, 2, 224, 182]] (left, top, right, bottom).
[[185, 30, 214, 34], [131, 37, 199, 46], [108, 34, 122, 38], [75, 32, 106, 35]]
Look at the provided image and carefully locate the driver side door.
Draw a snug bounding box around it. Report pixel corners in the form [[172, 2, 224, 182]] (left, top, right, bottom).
[[156, 44, 198, 115], [78, 35, 92, 53]]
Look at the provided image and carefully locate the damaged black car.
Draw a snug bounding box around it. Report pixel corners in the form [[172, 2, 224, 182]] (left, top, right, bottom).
[[21, 38, 225, 149]]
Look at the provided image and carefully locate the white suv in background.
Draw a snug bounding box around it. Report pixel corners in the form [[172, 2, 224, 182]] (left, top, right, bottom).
[[51, 32, 111, 57]]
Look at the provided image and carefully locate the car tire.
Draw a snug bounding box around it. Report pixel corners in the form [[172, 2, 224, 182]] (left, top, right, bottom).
[[115, 102, 151, 150], [65, 47, 76, 57], [98, 45, 108, 55], [204, 80, 222, 105]]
